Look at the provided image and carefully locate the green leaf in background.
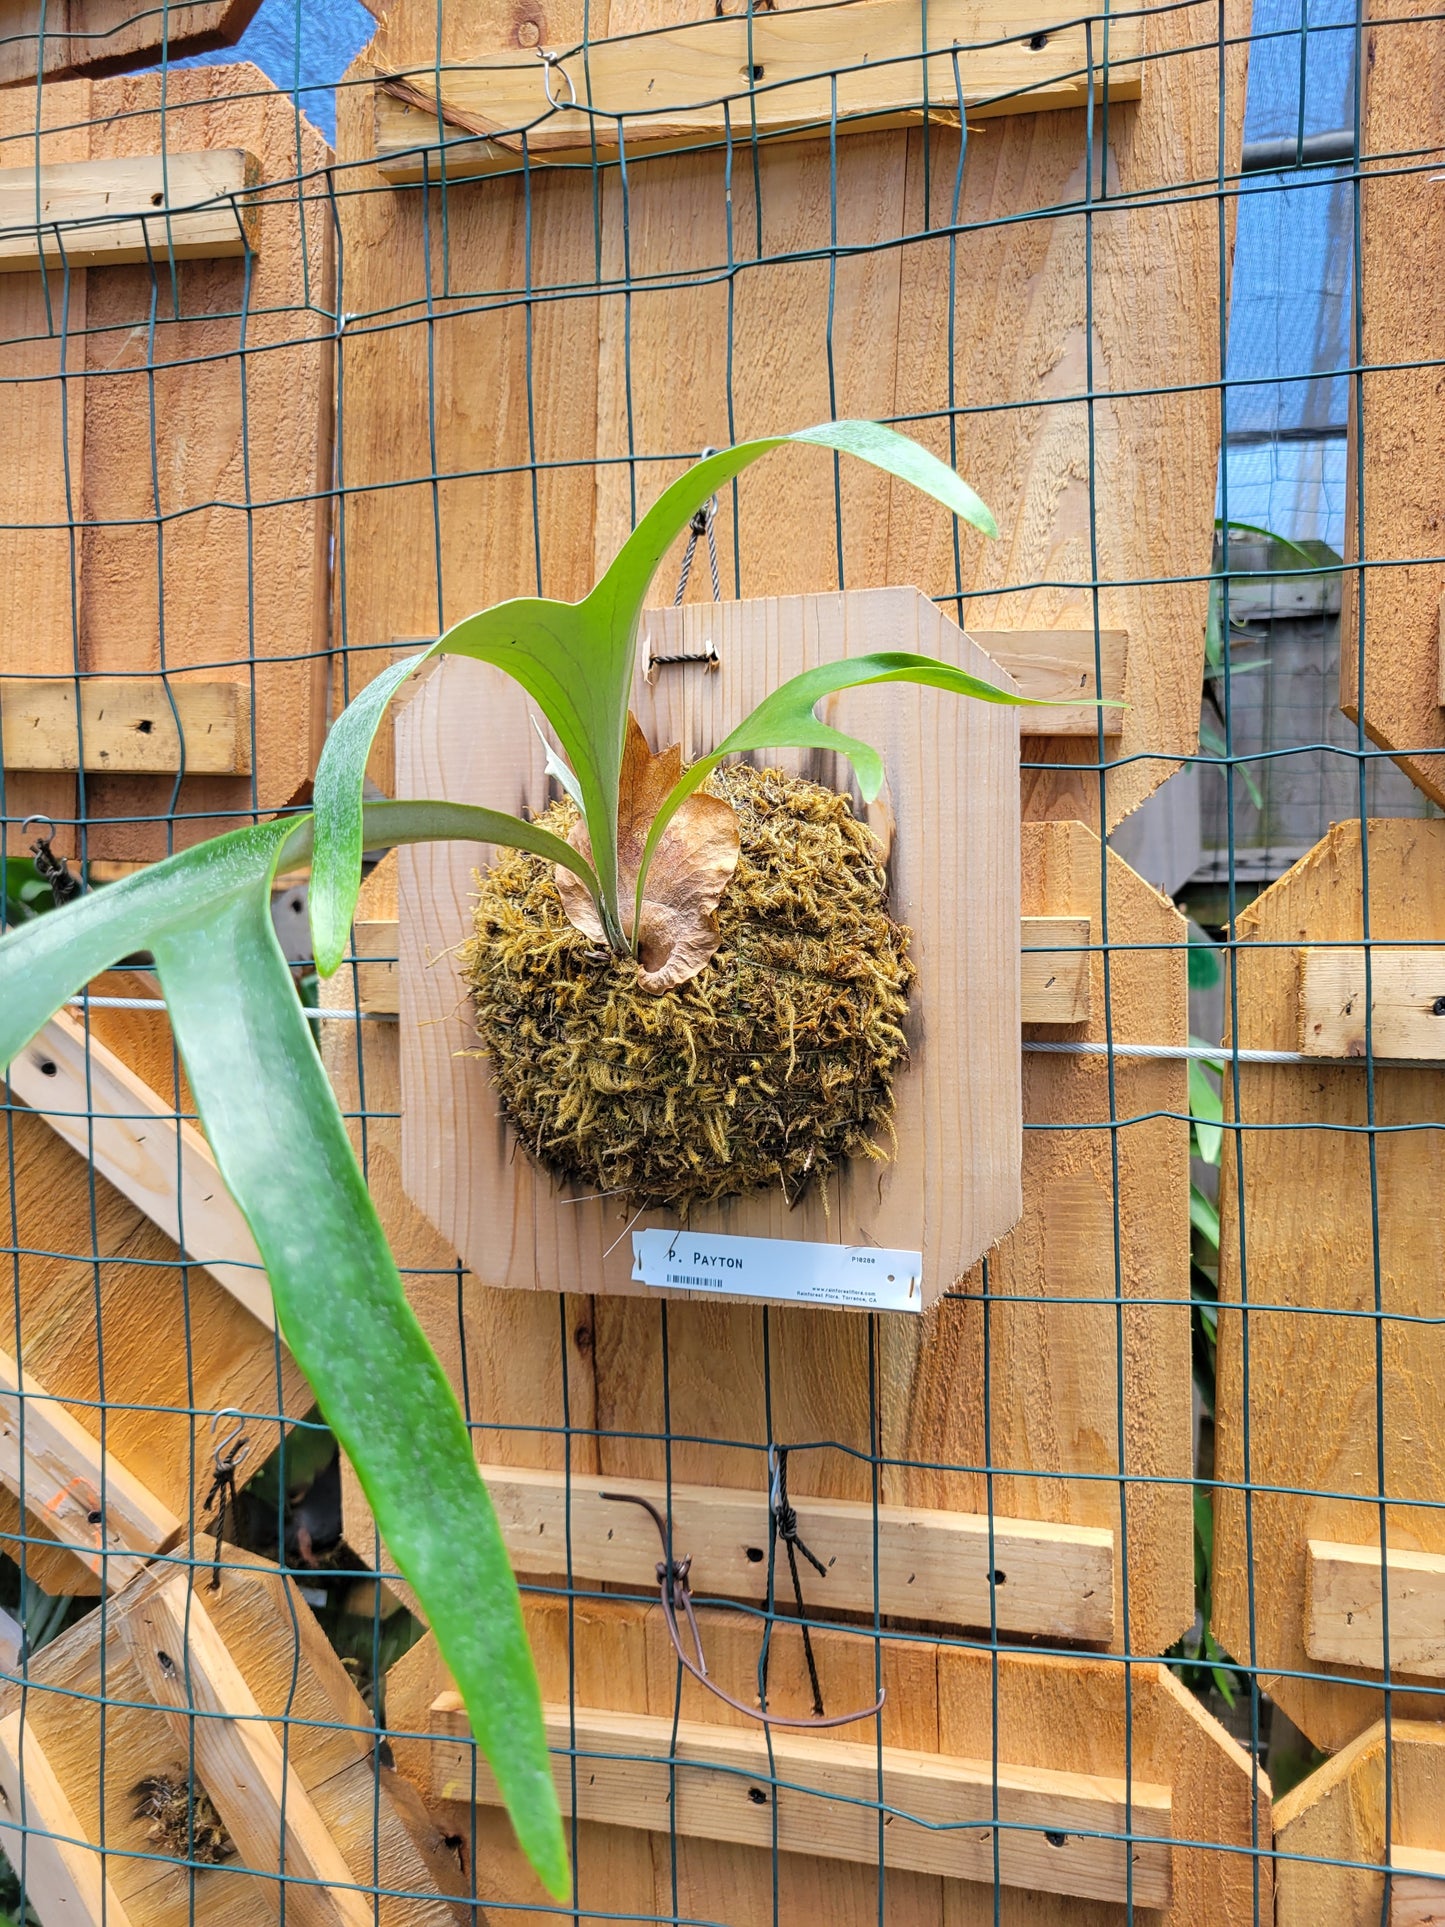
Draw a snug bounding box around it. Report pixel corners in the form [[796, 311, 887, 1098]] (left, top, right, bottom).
[[632, 650, 1057, 925], [1188, 1047, 1223, 1166], [310, 422, 1000, 972], [0, 805, 570, 1899], [1190, 1183, 1221, 1248]]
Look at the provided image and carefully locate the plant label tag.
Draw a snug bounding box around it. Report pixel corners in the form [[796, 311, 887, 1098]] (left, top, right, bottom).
[[631, 1229, 924, 1313]]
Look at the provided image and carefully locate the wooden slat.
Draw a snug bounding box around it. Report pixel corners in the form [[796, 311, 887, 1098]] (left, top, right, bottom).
[[1297, 947, 1445, 1059], [351, 913, 399, 1017], [0, 1346, 178, 1592], [968, 628, 1127, 736], [373, 0, 1143, 183], [483, 1463, 1113, 1640], [1394, 1846, 1445, 1926], [118, 1575, 375, 1927], [0, 1712, 134, 1927], [0, 147, 258, 270], [0, 676, 251, 774], [429, 1692, 1171, 1905], [3, 1008, 274, 1332], [1306, 1539, 1445, 1677], [1020, 914, 1091, 1023], [0, 1609, 19, 1675]]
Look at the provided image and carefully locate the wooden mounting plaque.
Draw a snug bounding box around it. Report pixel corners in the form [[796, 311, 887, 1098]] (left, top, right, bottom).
[[387, 1595, 1270, 1925], [0, 1548, 463, 1925], [0, 3, 262, 89], [333, 0, 1245, 838], [1339, 0, 1445, 809], [395, 585, 1023, 1310], [0, 975, 308, 1597], [1275, 1718, 1445, 1927], [1214, 820, 1445, 1752], [372, 0, 1144, 184], [0, 66, 332, 860]]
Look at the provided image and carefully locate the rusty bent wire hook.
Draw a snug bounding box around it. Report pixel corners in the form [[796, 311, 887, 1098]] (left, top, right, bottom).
[[599, 1490, 885, 1730]]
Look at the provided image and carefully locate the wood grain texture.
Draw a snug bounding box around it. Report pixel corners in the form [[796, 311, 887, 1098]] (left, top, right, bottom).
[[972, 629, 1127, 737], [0, 148, 258, 269], [1020, 913, 1091, 1021], [1275, 1718, 1445, 1927], [585, 0, 1245, 836], [1214, 820, 1445, 1751], [1305, 1538, 1445, 1676], [429, 1693, 1173, 1904], [334, 0, 603, 800], [0, 66, 332, 858], [1394, 1848, 1445, 1927], [388, 1593, 1267, 1927], [0, 1342, 179, 1592], [0, 676, 251, 774], [0, 975, 309, 1598], [8, 1008, 272, 1330], [372, 0, 1143, 183], [1298, 947, 1445, 1059], [881, 819, 1194, 1655], [1339, 0, 1445, 807], [0, 1548, 463, 1924], [397, 588, 1022, 1311], [0, 1712, 135, 1927], [118, 1575, 375, 1927], [0, 2, 261, 87]]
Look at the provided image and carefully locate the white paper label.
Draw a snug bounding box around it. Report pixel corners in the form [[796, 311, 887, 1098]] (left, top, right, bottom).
[[631, 1228, 923, 1313]]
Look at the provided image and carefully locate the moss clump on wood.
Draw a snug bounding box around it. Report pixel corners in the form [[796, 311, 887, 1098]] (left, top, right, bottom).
[[460, 764, 914, 1214]]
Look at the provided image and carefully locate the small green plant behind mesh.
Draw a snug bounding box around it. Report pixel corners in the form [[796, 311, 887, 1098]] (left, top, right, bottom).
[[0, 423, 1083, 1898]]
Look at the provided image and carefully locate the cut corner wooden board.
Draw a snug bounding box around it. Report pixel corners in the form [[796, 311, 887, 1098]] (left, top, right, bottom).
[[396, 586, 1023, 1312], [0, 63, 333, 860], [1339, 0, 1445, 810], [1214, 818, 1445, 1752], [0, 1547, 463, 1925], [1275, 1718, 1445, 1927], [0, 2, 262, 89], [0, 974, 309, 1597], [385, 1594, 1270, 1926]]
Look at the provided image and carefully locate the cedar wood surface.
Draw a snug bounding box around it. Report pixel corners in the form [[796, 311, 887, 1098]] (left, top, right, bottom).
[[0, 66, 331, 859], [333, 0, 1244, 834], [1215, 821, 1445, 1752]]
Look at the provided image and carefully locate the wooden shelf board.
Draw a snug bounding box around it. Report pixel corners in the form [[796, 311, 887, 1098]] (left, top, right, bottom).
[[0, 677, 251, 774], [0, 147, 259, 270], [372, 0, 1143, 183], [428, 1691, 1171, 1905]]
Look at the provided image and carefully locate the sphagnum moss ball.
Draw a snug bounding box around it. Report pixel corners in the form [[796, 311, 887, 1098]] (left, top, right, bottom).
[[460, 764, 915, 1214]]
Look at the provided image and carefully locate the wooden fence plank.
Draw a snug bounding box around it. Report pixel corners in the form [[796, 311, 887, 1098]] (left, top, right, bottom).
[[0, 3, 261, 88], [5, 1008, 273, 1332], [1306, 1539, 1445, 1676], [0, 1345, 179, 1591], [0, 1713, 134, 1927], [1215, 820, 1445, 1751], [970, 629, 1127, 736]]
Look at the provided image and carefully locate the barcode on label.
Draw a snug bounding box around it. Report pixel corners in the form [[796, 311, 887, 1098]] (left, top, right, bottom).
[[666, 1273, 726, 1288]]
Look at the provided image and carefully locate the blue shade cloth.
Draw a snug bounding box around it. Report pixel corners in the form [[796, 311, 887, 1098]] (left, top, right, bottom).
[[1227, 0, 1357, 440], [171, 0, 376, 146]]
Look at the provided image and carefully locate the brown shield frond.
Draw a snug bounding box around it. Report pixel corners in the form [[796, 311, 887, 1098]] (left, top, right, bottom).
[[555, 713, 741, 991]]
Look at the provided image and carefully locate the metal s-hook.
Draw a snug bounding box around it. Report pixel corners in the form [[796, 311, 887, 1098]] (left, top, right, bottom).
[[209, 1408, 251, 1480], [537, 45, 578, 111], [21, 815, 81, 908], [600, 1489, 884, 1730]]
